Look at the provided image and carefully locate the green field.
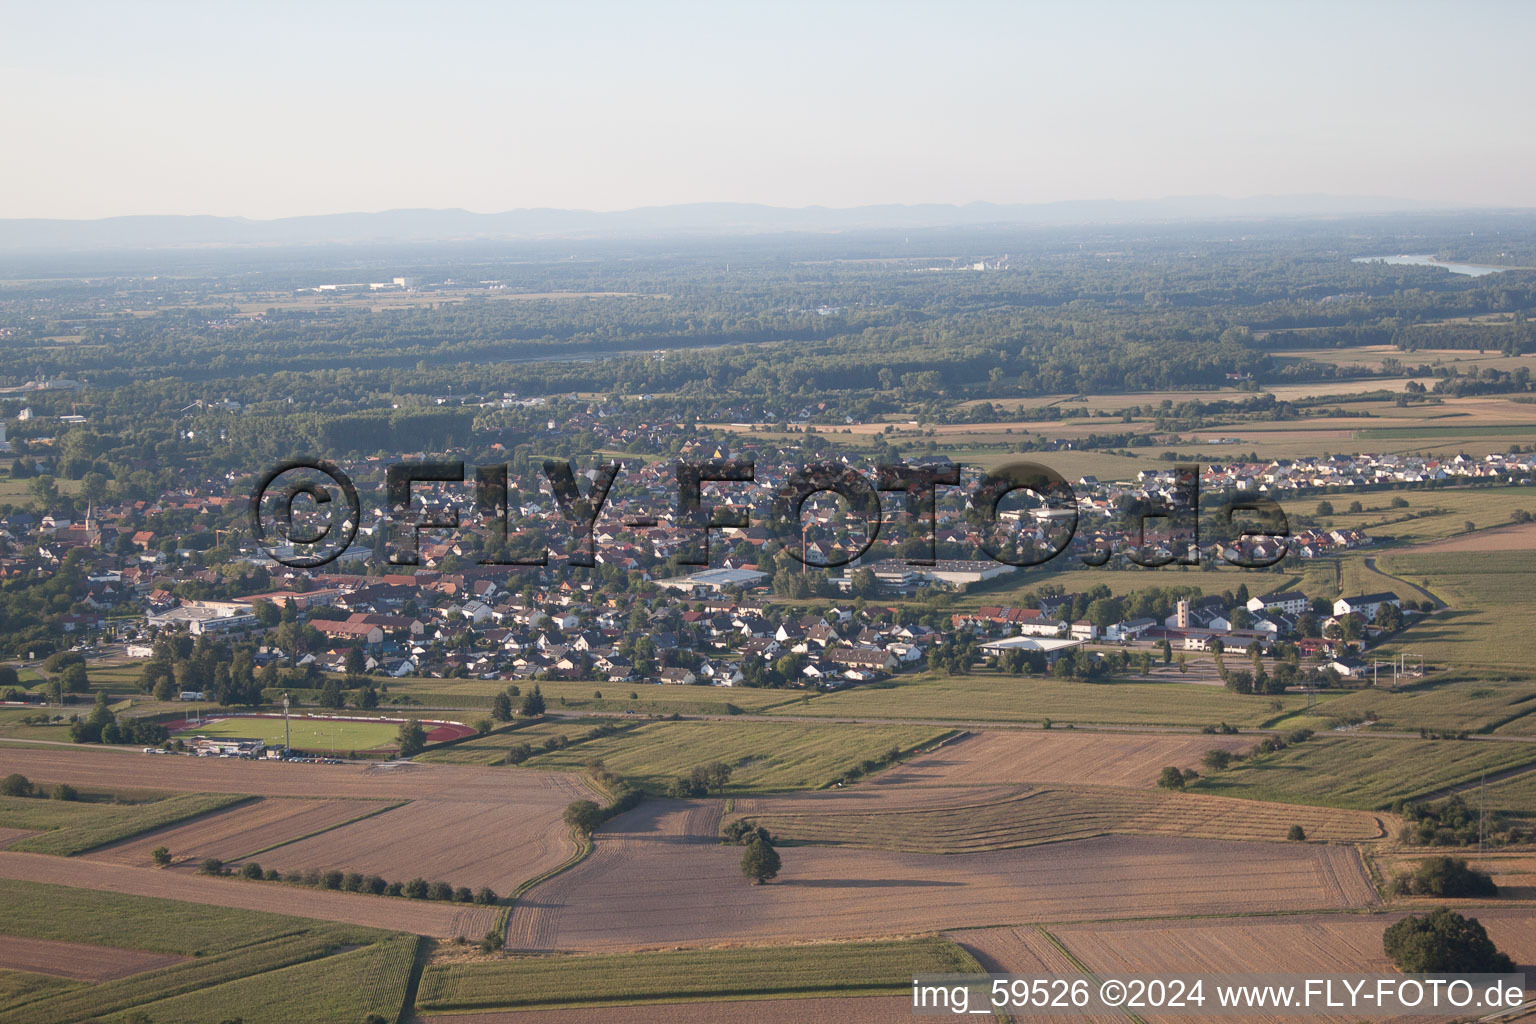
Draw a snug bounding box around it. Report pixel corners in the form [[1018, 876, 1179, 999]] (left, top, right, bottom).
[[416, 936, 980, 1011], [1479, 767, 1536, 815], [1271, 676, 1536, 735], [175, 714, 404, 753], [774, 669, 1312, 727], [1, 792, 250, 856], [522, 720, 953, 793], [0, 879, 414, 1024], [1369, 551, 1536, 672], [417, 717, 622, 765], [1191, 735, 1536, 809]]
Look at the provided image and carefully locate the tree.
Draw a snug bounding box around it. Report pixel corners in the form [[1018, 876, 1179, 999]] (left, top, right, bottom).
[[152, 846, 172, 866], [60, 663, 90, 694], [396, 719, 427, 757], [344, 646, 367, 675], [491, 691, 513, 722], [1156, 766, 1185, 790], [1, 773, 30, 797], [562, 799, 604, 836], [1287, 824, 1306, 841], [520, 685, 546, 717], [1202, 749, 1232, 772], [1316, 500, 1334, 516], [741, 837, 781, 884], [704, 760, 733, 794], [318, 678, 344, 709], [1383, 909, 1514, 973], [252, 599, 281, 628], [50, 783, 78, 801]]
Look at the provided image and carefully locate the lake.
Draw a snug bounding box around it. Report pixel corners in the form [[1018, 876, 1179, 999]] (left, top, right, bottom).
[[1352, 254, 1508, 277]]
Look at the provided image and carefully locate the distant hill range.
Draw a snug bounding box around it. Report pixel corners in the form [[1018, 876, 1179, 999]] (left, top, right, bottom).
[[0, 196, 1483, 250]]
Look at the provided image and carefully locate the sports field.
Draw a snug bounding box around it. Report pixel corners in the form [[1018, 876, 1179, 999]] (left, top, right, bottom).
[[172, 715, 405, 753]]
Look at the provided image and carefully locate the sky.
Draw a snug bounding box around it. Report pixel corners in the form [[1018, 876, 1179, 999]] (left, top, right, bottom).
[[2, 0, 1533, 220]]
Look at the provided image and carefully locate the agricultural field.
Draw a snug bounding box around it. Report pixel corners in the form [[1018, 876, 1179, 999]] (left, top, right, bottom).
[[0, 878, 417, 1024], [779, 670, 1312, 727], [734, 784, 1386, 853], [419, 996, 928, 1023], [1046, 909, 1536, 1024], [1370, 551, 1536, 672], [0, 791, 249, 856], [1274, 676, 1536, 736], [242, 780, 591, 894], [1190, 735, 1536, 809], [0, 851, 490, 939], [417, 717, 623, 765], [82, 796, 400, 868], [520, 720, 954, 793], [416, 936, 980, 1012], [504, 799, 1378, 952], [863, 729, 1255, 789]]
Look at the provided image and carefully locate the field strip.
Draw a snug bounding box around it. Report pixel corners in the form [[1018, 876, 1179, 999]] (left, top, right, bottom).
[[0, 851, 477, 937], [0, 935, 186, 982], [231, 799, 410, 861]]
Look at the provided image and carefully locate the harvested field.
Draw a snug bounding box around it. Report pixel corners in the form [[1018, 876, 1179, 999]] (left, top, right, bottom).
[[419, 997, 924, 1023], [0, 747, 595, 896], [950, 925, 1122, 1024], [1049, 910, 1536, 1023], [0, 935, 186, 981], [1406, 519, 1536, 553], [0, 826, 35, 848], [870, 730, 1254, 789], [735, 784, 1387, 853], [248, 796, 577, 894], [505, 800, 1378, 952], [83, 796, 396, 867], [0, 851, 492, 938]]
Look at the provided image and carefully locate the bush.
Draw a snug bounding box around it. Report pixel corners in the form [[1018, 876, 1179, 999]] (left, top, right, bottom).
[[50, 782, 79, 801], [365, 874, 387, 895], [722, 819, 772, 846], [404, 877, 429, 899], [241, 861, 263, 880], [1201, 749, 1233, 771], [385, 881, 404, 897], [1156, 766, 1185, 790], [453, 886, 475, 903], [473, 886, 497, 905], [1383, 908, 1514, 972], [198, 858, 225, 876], [343, 872, 365, 892], [264, 868, 282, 882], [1392, 856, 1498, 898], [1, 773, 30, 797], [1287, 825, 1306, 842], [563, 799, 604, 836], [151, 846, 172, 867], [478, 930, 504, 953], [321, 870, 344, 890], [428, 880, 454, 901]]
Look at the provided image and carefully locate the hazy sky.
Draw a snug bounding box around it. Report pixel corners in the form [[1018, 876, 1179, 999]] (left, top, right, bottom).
[[3, 0, 1533, 219]]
